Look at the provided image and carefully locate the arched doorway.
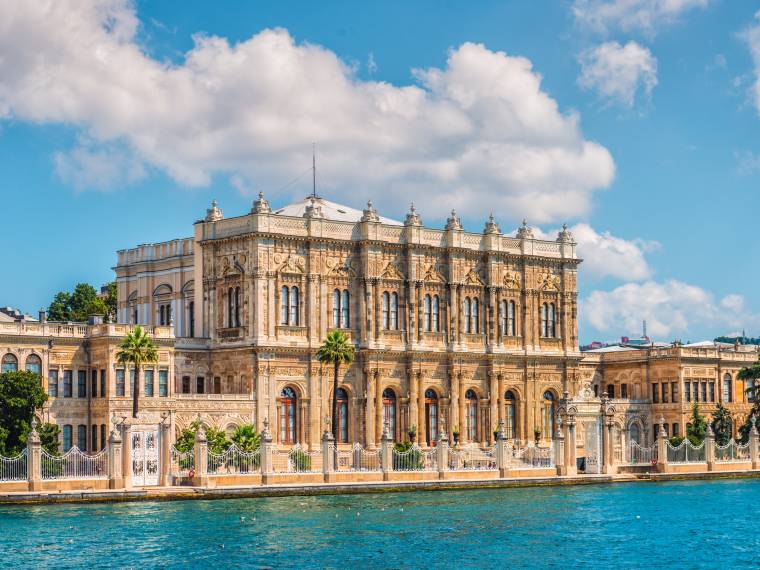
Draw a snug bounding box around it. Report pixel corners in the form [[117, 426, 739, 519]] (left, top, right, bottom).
[[465, 389, 478, 443], [425, 389, 438, 445], [382, 388, 397, 441], [629, 422, 642, 445], [542, 391, 555, 439], [336, 388, 349, 443], [279, 387, 297, 444], [504, 390, 517, 440]]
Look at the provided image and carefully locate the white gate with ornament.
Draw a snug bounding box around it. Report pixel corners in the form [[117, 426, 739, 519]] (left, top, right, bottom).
[[131, 429, 160, 486]]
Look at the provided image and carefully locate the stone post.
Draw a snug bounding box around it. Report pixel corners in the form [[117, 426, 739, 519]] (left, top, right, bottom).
[[749, 417, 759, 470], [322, 427, 335, 483], [380, 420, 393, 481], [437, 417, 449, 480], [107, 426, 124, 490], [120, 420, 133, 489], [192, 421, 208, 487], [27, 420, 42, 491], [603, 418, 617, 475], [565, 415, 577, 476], [159, 417, 171, 486], [705, 423, 716, 472], [656, 417, 668, 473], [260, 418, 274, 485], [554, 419, 565, 476], [496, 419, 511, 478]]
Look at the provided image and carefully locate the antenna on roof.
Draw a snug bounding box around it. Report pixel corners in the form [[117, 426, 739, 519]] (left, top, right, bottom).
[[312, 142, 316, 199]]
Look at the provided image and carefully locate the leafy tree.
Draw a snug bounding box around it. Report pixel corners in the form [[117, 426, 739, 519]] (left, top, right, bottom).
[[116, 325, 159, 418], [686, 403, 708, 445], [48, 291, 72, 322], [173, 420, 230, 454], [231, 425, 261, 453], [47, 282, 109, 322], [711, 403, 733, 446], [38, 423, 61, 455], [102, 281, 118, 323], [0, 371, 48, 456], [174, 420, 200, 453], [316, 330, 355, 442], [737, 360, 760, 443], [206, 427, 231, 454]]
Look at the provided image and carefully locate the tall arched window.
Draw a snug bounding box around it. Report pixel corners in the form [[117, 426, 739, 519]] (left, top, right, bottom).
[[289, 286, 300, 326], [424, 295, 432, 332], [336, 388, 349, 443], [227, 287, 234, 327], [548, 303, 556, 338], [540, 304, 548, 337], [723, 374, 732, 403], [499, 301, 507, 336], [25, 354, 41, 375], [472, 298, 479, 333], [465, 389, 478, 442], [504, 391, 517, 439], [630, 423, 641, 445], [507, 301, 516, 336], [281, 286, 290, 325], [390, 292, 398, 330], [464, 298, 472, 333], [432, 295, 440, 332], [333, 289, 341, 328], [234, 286, 240, 327], [279, 387, 297, 444], [382, 388, 397, 440], [425, 389, 438, 444], [542, 391, 555, 438], [382, 292, 390, 330], [341, 289, 350, 328], [1, 354, 17, 373]]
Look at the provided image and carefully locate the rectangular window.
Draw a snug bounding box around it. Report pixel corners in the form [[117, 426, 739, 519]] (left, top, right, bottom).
[[661, 383, 668, 404], [671, 382, 678, 403], [77, 370, 87, 398], [91, 425, 97, 452], [144, 369, 154, 397], [703, 382, 709, 402], [196, 376, 205, 394], [621, 383, 628, 399], [100, 370, 106, 398], [91, 370, 98, 398], [652, 383, 659, 403], [607, 384, 614, 399], [182, 376, 191, 394], [63, 370, 72, 398], [672, 423, 679, 437], [48, 370, 59, 397], [214, 376, 221, 394], [100, 424, 106, 450], [159, 370, 168, 397], [63, 425, 72, 452], [685, 382, 691, 402], [77, 424, 87, 451], [710, 381, 716, 402], [116, 369, 125, 396]]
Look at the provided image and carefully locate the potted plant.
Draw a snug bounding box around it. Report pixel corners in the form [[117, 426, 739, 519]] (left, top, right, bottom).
[[408, 424, 417, 443], [533, 427, 542, 445], [452, 425, 460, 445]]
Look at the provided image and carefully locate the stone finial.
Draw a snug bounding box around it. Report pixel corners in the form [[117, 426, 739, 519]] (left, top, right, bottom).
[[497, 419, 507, 440], [706, 423, 714, 437], [361, 200, 380, 223], [381, 419, 391, 440], [483, 213, 501, 235], [261, 417, 272, 440], [445, 209, 463, 231], [658, 416, 666, 437], [557, 223, 573, 243], [750, 415, 758, 435], [303, 196, 324, 219], [404, 203, 422, 227], [28, 418, 40, 444], [516, 218, 534, 239], [205, 200, 224, 222], [251, 191, 271, 214]]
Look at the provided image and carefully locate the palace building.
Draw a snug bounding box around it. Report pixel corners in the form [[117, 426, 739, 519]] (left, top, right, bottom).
[[1, 194, 756, 460]]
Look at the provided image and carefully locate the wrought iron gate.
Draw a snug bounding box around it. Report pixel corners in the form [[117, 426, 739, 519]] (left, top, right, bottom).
[[132, 429, 159, 486], [583, 419, 602, 474]]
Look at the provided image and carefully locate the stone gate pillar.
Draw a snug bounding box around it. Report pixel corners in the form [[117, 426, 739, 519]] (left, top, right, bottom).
[[380, 421, 393, 481], [656, 417, 668, 473], [554, 419, 565, 476], [437, 417, 448, 480], [603, 417, 617, 475], [322, 428, 335, 483], [193, 422, 208, 487], [565, 416, 577, 476], [107, 427, 124, 490], [750, 417, 759, 470], [496, 419, 511, 478], [27, 420, 42, 492], [705, 424, 716, 471], [159, 418, 171, 486], [120, 421, 133, 489]]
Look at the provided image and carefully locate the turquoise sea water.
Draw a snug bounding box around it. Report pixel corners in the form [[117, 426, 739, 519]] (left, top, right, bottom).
[[0, 480, 758, 569]]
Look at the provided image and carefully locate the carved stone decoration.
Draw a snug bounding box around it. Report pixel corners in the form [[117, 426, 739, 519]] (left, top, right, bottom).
[[445, 209, 463, 231], [537, 272, 561, 291], [404, 203, 422, 227], [380, 262, 404, 280], [503, 271, 521, 290], [423, 264, 445, 283], [326, 257, 357, 277], [303, 196, 324, 219], [557, 223, 573, 243], [483, 213, 501, 235], [278, 253, 306, 275], [251, 192, 272, 214], [464, 268, 484, 286], [205, 200, 224, 222], [361, 200, 380, 223], [516, 219, 534, 239]]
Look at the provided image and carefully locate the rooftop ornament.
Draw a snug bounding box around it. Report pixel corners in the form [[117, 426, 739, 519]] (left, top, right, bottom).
[[303, 195, 324, 219], [483, 213, 501, 235], [360, 200, 380, 223], [251, 192, 271, 214], [516, 218, 534, 239], [205, 200, 224, 222], [404, 203, 422, 227], [557, 223, 574, 243], [445, 209, 463, 231]]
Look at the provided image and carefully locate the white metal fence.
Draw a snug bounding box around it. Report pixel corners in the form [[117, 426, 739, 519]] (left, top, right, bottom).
[[272, 444, 323, 473], [0, 449, 27, 482], [511, 444, 553, 468], [41, 447, 108, 480], [624, 441, 656, 466], [715, 440, 751, 463], [334, 444, 382, 472], [170, 447, 195, 477], [448, 445, 497, 471], [207, 444, 261, 475], [666, 440, 705, 463]]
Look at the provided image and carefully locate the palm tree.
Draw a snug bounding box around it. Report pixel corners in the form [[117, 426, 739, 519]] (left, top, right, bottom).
[[116, 325, 159, 418], [316, 330, 355, 442], [738, 359, 760, 401]]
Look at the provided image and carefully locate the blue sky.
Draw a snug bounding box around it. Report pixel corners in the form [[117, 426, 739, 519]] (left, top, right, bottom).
[[1, 0, 759, 343]]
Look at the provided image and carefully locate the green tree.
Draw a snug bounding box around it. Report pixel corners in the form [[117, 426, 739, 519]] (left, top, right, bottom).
[[102, 281, 118, 323], [737, 360, 760, 443], [206, 427, 231, 454], [686, 403, 708, 445], [174, 420, 200, 453], [711, 403, 733, 446], [231, 425, 261, 453], [48, 291, 72, 322], [47, 283, 109, 322], [0, 371, 48, 456], [316, 330, 355, 442], [38, 423, 61, 455], [116, 325, 159, 418]]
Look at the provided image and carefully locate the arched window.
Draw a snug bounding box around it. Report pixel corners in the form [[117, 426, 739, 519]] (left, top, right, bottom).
[[424, 295, 432, 332], [390, 292, 399, 330], [279, 387, 297, 444], [382, 292, 390, 330], [504, 391, 517, 439], [281, 286, 290, 325], [188, 301, 195, 337], [425, 388, 438, 443], [159, 305, 166, 326], [464, 298, 472, 333], [341, 289, 350, 328], [234, 286, 240, 327], [540, 304, 548, 338], [432, 295, 440, 332], [472, 298, 479, 333], [542, 391, 555, 438], [630, 423, 642, 445], [508, 301, 516, 336], [723, 374, 732, 403], [25, 354, 41, 375], [227, 287, 234, 327], [289, 286, 300, 326], [2, 353, 18, 373], [333, 289, 341, 328], [465, 389, 478, 442], [382, 388, 397, 440], [499, 301, 507, 336], [336, 388, 349, 443], [548, 303, 556, 338]]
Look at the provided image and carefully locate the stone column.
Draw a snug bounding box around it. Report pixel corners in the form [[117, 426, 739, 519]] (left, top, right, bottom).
[[458, 379, 466, 444], [380, 421, 394, 480], [260, 419, 274, 485], [107, 426, 124, 490], [408, 368, 418, 443], [27, 420, 42, 492], [159, 419, 171, 486], [365, 370, 376, 448], [322, 428, 335, 483], [417, 374, 426, 447], [437, 417, 449, 480], [489, 373, 498, 445], [374, 370, 383, 446], [193, 422, 208, 487], [449, 371, 460, 440], [497, 374, 505, 423], [121, 421, 133, 489], [495, 419, 510, 478], [565, 416, 577, 476], [656, 417, 668, 473], [604, 418, 617, 475], [554, 419, 565, 476], [749, 417, 759, 470], [705, 423, 716, 471]]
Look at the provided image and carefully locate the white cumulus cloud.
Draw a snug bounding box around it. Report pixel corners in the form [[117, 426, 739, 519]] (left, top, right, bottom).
[[0, 0, 615, 223], [741, 11, 760, 116], [572, 0, 711, 36], [578, 41, 657, 107]]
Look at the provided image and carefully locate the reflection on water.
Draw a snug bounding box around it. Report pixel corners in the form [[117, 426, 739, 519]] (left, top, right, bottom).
[[1, 479, 759, 569]]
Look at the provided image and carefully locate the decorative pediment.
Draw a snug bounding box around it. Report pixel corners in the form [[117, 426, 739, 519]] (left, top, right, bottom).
[[275, 253, 306, 275], [503, 271, 521, 290], [221, 255, 247, 277], [423, 264, 445, 283], [537, 272, 561, 291], [464, 268, 484, 286], [326, 257, 357, 278], [380, 262, 404, 280]]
